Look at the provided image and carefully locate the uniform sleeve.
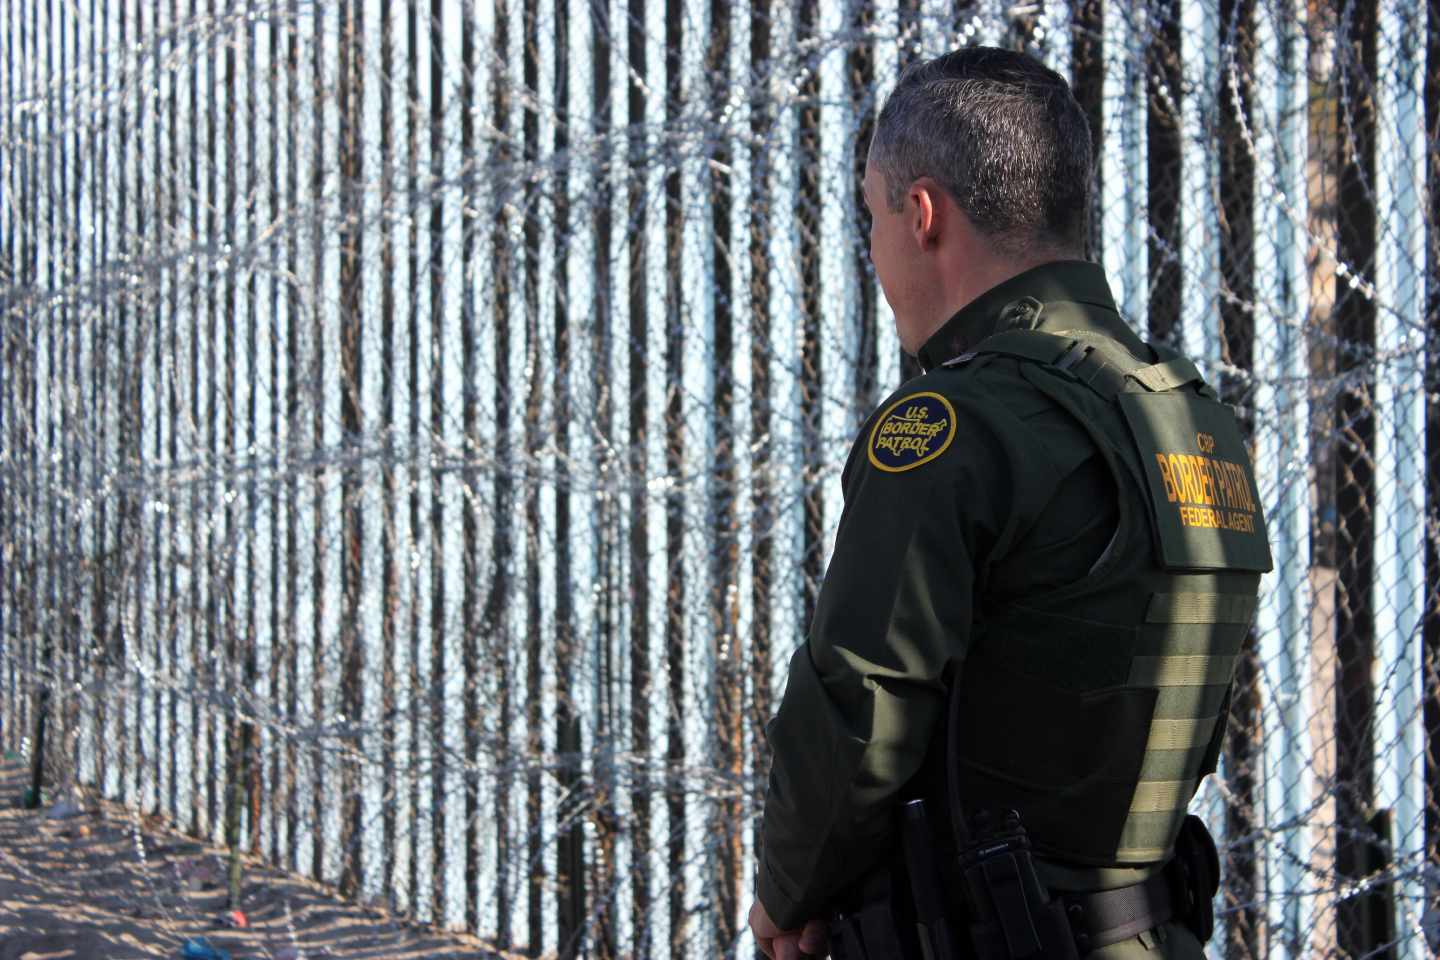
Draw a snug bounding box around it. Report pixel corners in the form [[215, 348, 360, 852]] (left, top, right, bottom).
[[756, 397, 1017, 928]]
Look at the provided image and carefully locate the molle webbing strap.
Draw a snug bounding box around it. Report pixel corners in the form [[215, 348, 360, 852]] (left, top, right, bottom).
[[1111, 592, 1255, 861], [1151, 684, 1232, 721], [1137, 745, 1213, 781], [1145, 716, 1219, 751], [1115, 814, 1181, 863], [1146, 592, 1259, 625], [1129, 779, 1197, 814], [1116, 797, 1197, 862], [1129, 654, 1237, 688]]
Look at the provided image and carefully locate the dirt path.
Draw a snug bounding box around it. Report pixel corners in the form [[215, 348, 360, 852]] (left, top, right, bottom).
[[0, 763, 504, 959]]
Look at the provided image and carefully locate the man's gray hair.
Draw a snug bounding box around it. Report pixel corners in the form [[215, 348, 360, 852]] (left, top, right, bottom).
[[870, 46, 1093, 257]]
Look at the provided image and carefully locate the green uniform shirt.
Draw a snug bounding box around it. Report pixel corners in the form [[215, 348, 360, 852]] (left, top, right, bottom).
[[756, 260, 1166, 928]]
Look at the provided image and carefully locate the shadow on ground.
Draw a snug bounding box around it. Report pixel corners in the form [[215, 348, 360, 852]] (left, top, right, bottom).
[[0, 763, 511, 959]]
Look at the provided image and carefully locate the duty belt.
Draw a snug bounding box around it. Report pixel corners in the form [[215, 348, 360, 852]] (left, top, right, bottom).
[[1058, 809, 1221, 956], [828, 810, 1219, 960], [829, 867, 1180, 960], [1058, 872, 1175, 955]]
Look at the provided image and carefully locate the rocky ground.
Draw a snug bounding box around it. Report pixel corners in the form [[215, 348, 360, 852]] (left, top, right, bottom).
[[0, 762, 505, 960]]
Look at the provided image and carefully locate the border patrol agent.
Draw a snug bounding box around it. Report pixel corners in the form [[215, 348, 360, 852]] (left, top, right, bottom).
[[747, 47, 1271, 960]]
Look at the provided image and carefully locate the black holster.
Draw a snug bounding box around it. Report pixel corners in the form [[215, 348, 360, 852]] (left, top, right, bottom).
[[827, 800, 966, 960], [829, 801, 1079, 960], [1165, 814, 1220, 944], [828, 869, 923, 960]]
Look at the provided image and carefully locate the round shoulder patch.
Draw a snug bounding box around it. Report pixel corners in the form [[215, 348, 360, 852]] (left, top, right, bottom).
[[866, 391, 958, 473]]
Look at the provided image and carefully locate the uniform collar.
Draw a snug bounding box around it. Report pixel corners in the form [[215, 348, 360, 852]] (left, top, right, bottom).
[[915, 260, 1130, 372]]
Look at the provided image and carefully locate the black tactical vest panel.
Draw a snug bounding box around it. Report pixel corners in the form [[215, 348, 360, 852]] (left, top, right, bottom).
[[944, 329, 1273, 867]]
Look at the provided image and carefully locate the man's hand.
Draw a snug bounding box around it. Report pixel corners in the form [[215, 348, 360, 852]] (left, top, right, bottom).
[[748, 898, 829, 960]]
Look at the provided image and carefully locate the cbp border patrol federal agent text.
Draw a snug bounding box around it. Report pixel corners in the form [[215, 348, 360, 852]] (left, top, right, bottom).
[[747, 46, 1272, 960]]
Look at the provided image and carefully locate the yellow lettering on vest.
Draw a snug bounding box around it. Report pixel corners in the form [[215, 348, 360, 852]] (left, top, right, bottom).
[[1214, 460, 1235, 508], [1169, 455, 1189, 503], [1179, 456, 1202, 505], [1155, 454, 1179, 502], [1155, 447, 1262, 537], [1236, 462, 1257, 512]]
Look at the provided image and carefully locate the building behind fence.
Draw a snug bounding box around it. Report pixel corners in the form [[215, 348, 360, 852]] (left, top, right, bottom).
[[1, 1, 1437, 957]]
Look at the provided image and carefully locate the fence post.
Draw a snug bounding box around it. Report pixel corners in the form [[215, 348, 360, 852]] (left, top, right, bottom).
[[1374, 0, 1427, 954], [1254, 0, 1316, 955]]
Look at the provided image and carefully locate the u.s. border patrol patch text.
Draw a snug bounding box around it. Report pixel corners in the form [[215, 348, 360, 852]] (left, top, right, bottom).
[[867, 392, 957, 473]]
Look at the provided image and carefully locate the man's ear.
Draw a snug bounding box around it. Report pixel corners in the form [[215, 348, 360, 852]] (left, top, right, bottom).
[[909, 178, 942, 250]]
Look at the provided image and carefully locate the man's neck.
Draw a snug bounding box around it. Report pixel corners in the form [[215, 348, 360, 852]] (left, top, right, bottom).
[[918, 249, 1070, 348]]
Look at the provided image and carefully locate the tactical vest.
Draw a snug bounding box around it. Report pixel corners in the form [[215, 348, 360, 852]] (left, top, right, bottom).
[[942, 328, 1273, 867]]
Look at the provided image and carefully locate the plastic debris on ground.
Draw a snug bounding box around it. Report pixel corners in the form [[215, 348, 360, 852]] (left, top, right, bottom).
[[180, 937, 232, 960]]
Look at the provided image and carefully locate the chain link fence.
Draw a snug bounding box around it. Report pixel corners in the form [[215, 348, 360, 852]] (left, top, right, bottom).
[[1, 0, 1437, 957]]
